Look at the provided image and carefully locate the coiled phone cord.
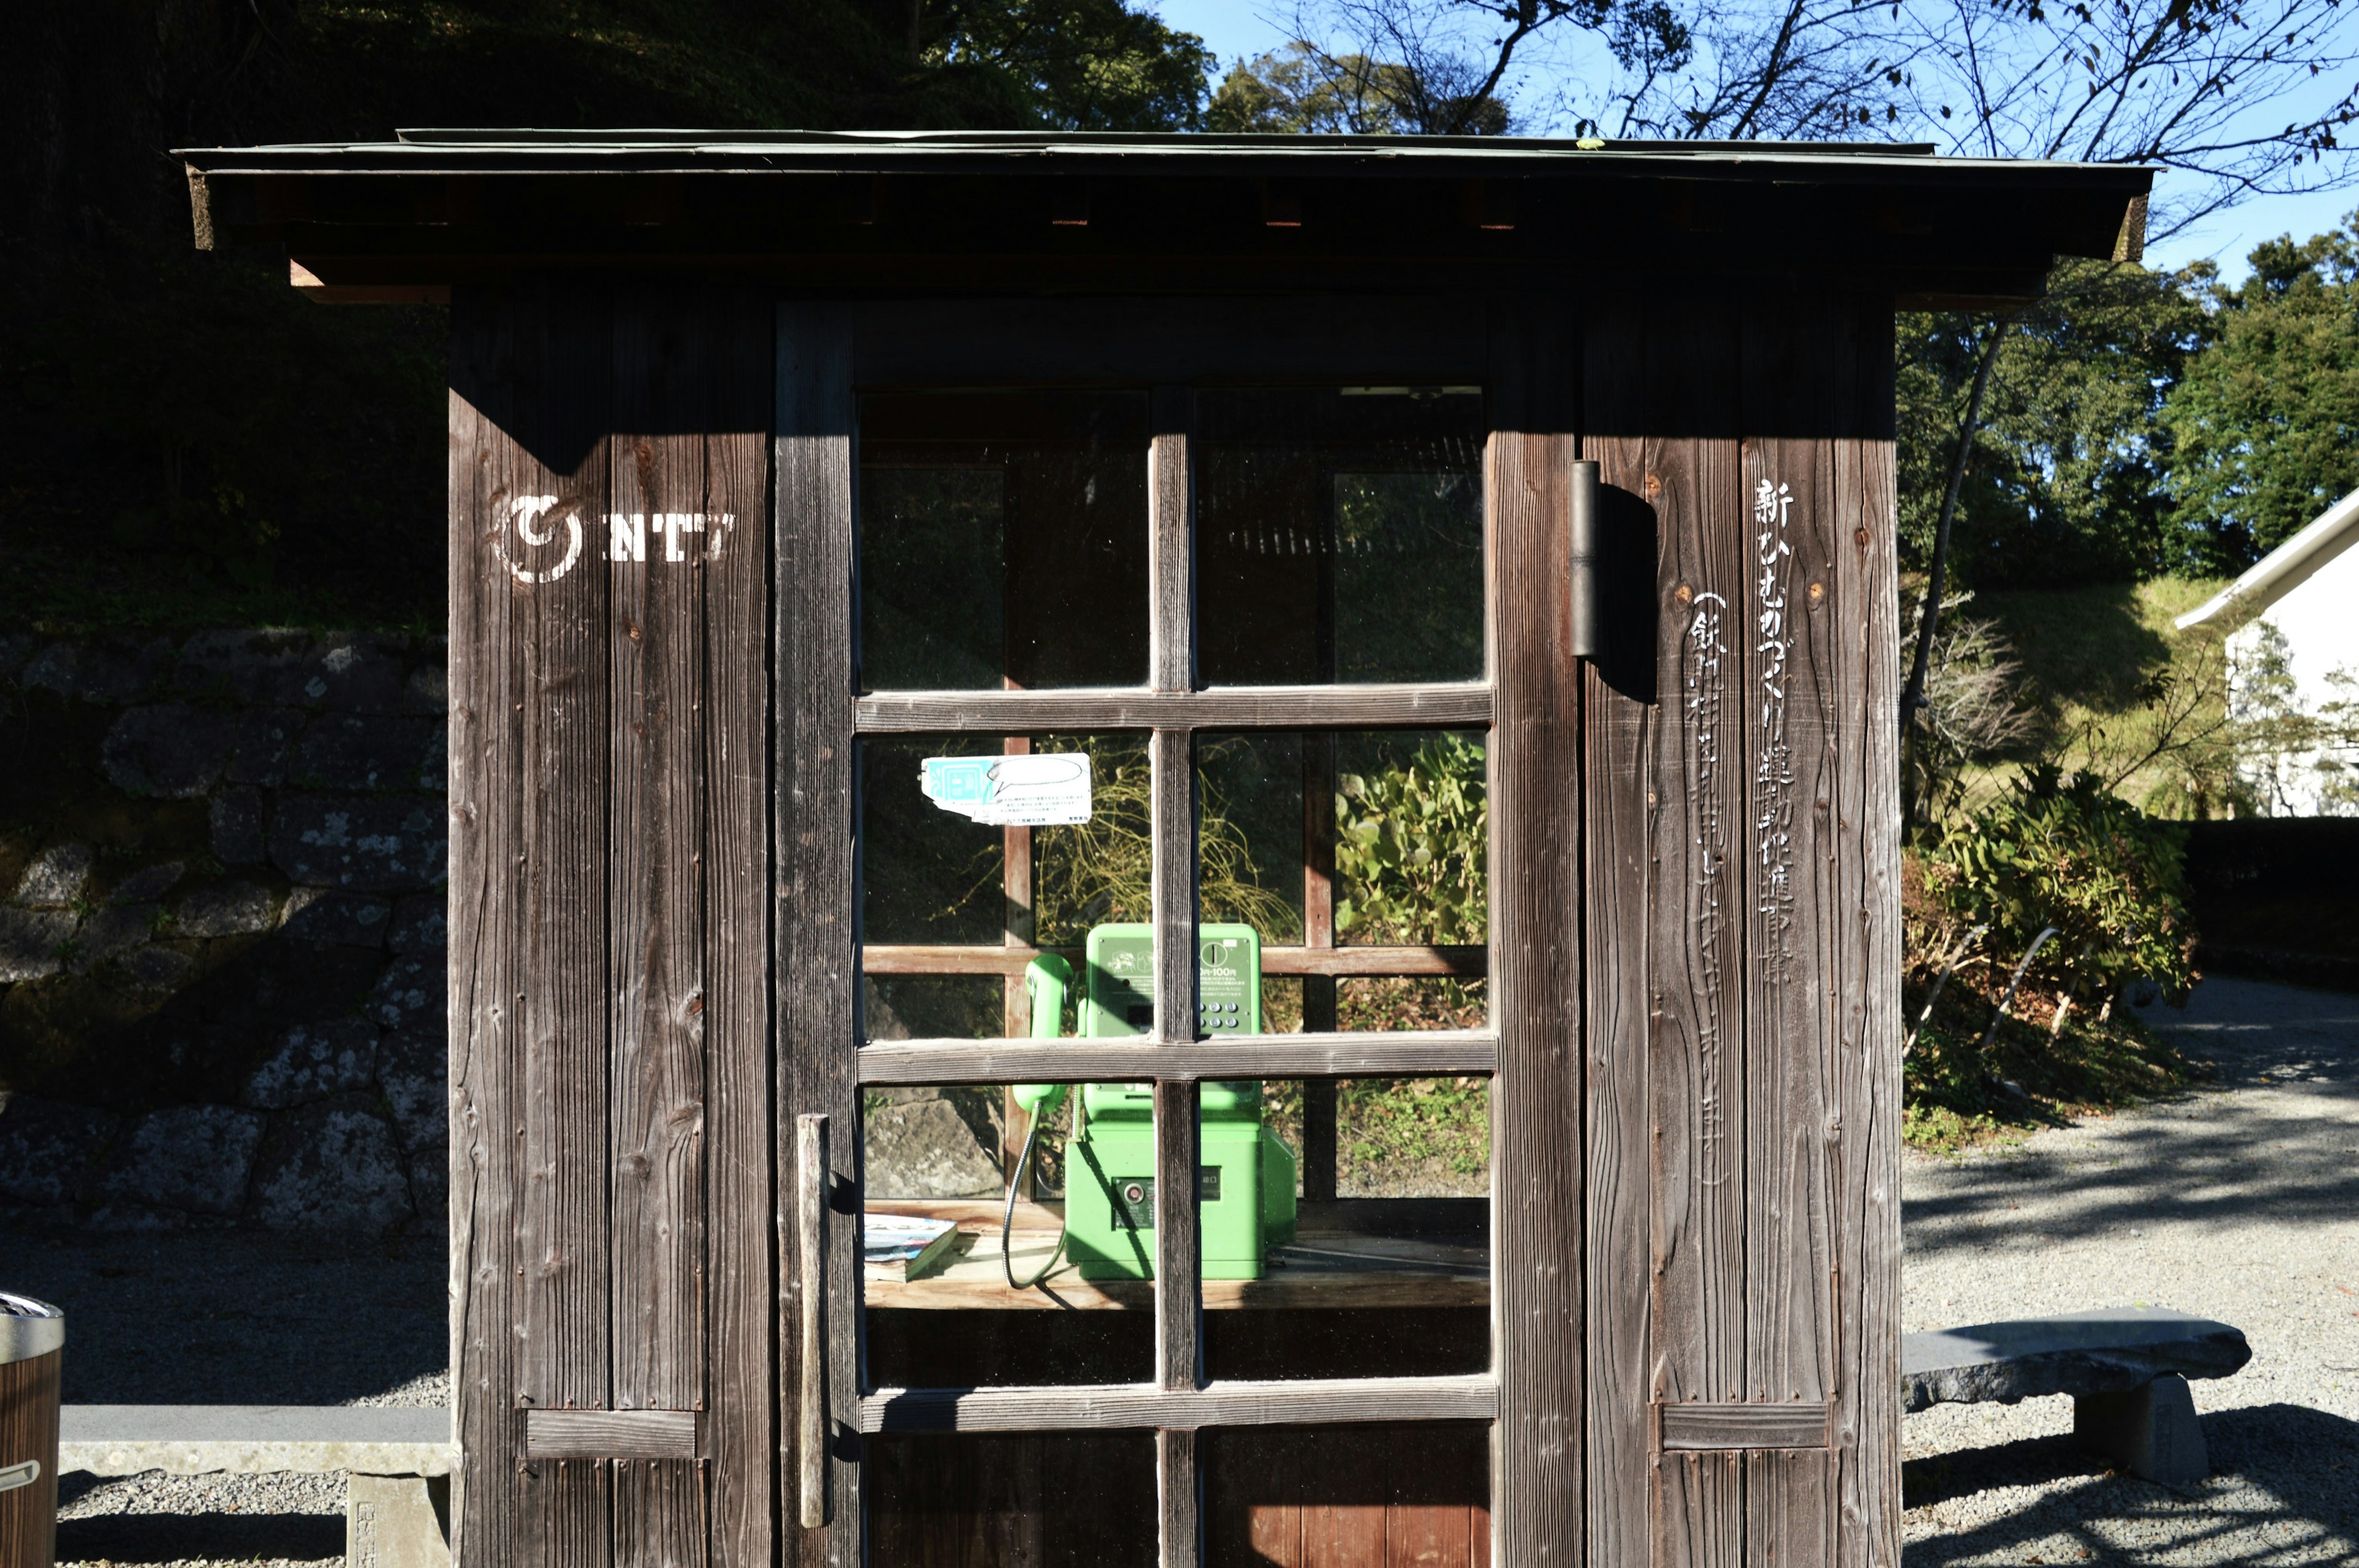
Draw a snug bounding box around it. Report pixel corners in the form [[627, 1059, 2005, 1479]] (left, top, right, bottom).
[[1001, 1112, 1070, 1290]]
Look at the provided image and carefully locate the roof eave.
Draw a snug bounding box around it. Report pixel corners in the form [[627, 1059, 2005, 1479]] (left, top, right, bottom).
[[2176, 483, 2359, 630]]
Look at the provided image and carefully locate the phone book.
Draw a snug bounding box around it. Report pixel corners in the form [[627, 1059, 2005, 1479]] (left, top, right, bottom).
[[863, 1213, 964, 1281]]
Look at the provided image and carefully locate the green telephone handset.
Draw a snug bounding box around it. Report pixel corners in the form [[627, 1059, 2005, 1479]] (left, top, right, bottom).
[[1001, 924, 1298, 1290]]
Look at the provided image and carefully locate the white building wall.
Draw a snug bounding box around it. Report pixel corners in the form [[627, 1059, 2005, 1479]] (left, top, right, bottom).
[[2229, 540, 2359, 816]]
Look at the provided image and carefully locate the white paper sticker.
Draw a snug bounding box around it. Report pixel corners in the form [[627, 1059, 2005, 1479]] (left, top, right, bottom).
[[920, 752, 1093, 827]]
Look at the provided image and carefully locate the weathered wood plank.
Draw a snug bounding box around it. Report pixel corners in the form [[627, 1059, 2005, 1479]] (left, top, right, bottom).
[[1656, 1450, 1742, 1568], [1836, 299, 1904, 1568], [496, 280, 616, 1568], [1159, 1428, 1200, 1568], [1748, 1448, 1836, 1568], [1488, 293, 1585, 1565], [853, 1030, 1496, 1085], [609, 287, 710, 1416], [612, 1460, 705, 1568], [607, 291, 709, 1568], [1647, 292, 1748, 1433], [526, 1409, 703, 1461], [448, 286, 525, 1568], [702, 283, 775, 1568], [1580, 289, 1657, 1568], [861, 1375, 1501, 1433], [1742, 294, 1841, 1413], [775, 300, 859, 1568], [860, 942, 1486, 978], [531, 1459, 612, 1568], [852, 682, 1492, 733], [1658, 1402, 1830, 1451]]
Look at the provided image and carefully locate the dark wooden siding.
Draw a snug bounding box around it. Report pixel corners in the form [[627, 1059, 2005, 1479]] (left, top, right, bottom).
[[1582, 290, 1901, 1568], [448, 278, 775, 1567]]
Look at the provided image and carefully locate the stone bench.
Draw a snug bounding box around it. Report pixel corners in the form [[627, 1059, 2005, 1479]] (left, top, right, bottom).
[[1901, 1306, 2251, 1484], [60, 1404, 455, 1567]]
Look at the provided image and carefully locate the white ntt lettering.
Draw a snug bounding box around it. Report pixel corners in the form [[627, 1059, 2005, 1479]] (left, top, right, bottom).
[[652, 512, 711, 561], [609, 513, 646, 563], [599, 512, 730, 566]]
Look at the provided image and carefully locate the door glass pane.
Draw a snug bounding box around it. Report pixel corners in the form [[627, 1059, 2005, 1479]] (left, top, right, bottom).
[[859, 389, 1149, 691], [869, 1431, 1159, 1565], [1197, 1072, 1489, 1381], [1204, 1423, 1492, 1566], [860, 730, 1155, 1386], [1197, 386, 1485, 685], [1195, 729, 1489, 1035], [862, 1061, 1160, 1386]]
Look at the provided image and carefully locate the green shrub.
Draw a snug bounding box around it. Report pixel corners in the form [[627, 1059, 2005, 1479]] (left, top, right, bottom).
[[1333, 733, 1488, 946], [1925, 764, 2197, 1009]]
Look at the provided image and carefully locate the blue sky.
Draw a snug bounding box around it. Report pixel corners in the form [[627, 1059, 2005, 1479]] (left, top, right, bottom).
[[1150, 0, 2357, 284]]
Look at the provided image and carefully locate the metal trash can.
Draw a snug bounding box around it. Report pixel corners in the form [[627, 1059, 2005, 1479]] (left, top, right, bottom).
[[1, 1293, 63, 1568]]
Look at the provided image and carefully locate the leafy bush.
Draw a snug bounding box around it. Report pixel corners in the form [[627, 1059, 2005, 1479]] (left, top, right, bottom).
[[1900, 771, 2201, 1152], [1333, 733, 1488, 945], [1025, 738, 1300, 945], [1923, 765, 2197, 1009]]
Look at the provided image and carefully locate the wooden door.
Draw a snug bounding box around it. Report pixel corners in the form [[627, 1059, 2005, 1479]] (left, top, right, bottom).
[[446, 278, 775, 1566], [773, 297, 1582, 1566]]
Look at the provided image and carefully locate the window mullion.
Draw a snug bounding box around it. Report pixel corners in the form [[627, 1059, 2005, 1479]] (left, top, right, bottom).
[[1148, 383, 1203, 1568]]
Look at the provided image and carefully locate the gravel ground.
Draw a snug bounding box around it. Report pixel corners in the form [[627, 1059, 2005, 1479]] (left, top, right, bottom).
[[1, 1227, 443, 1567], [1903, 975, 2359, 1565]]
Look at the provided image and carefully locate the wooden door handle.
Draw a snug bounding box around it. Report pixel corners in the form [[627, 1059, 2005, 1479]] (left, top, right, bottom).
[[797, 1112, 829, 1528]]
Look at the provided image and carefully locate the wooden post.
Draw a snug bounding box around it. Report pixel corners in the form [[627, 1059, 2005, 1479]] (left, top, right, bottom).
[[1301, 449, 1340, 1203], [776, 300, 860, 1568], [1300, 733, 1339, 1203], [1148, 383, 1203, 1568], [1487, 294, 1586, 1565], [1002, 725, 1036, 1193]]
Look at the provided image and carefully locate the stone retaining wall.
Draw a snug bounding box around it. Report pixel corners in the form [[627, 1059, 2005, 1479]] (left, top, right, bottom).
[[0, 630, 447, 1234]]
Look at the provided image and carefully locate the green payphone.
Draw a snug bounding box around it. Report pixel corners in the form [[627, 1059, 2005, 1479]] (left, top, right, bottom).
[[1006, 923, 1297, 1284]]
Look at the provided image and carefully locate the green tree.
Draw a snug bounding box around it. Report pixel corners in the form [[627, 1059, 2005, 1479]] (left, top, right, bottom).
[[1206, 39, 1508, 133], [1896, 260, 2215, 591], [925, 0, 1215, 130], [2164, 219, 2359, 572]]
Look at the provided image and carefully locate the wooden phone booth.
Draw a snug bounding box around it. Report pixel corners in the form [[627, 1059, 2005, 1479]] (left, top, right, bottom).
[[181, 130, 2148, 1566]]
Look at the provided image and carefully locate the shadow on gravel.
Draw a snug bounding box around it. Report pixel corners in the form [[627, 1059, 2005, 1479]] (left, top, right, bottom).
[[1904, 980, 2359, 1260], [59, 1510, 342, 1562], [1904, 1404, 2359, 1566], [5, 1225, 444, 1403]]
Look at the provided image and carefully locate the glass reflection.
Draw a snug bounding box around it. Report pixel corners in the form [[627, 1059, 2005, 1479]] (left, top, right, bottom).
[[1197, 386, 1485, 686], [859, 390, 1149, 691]]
